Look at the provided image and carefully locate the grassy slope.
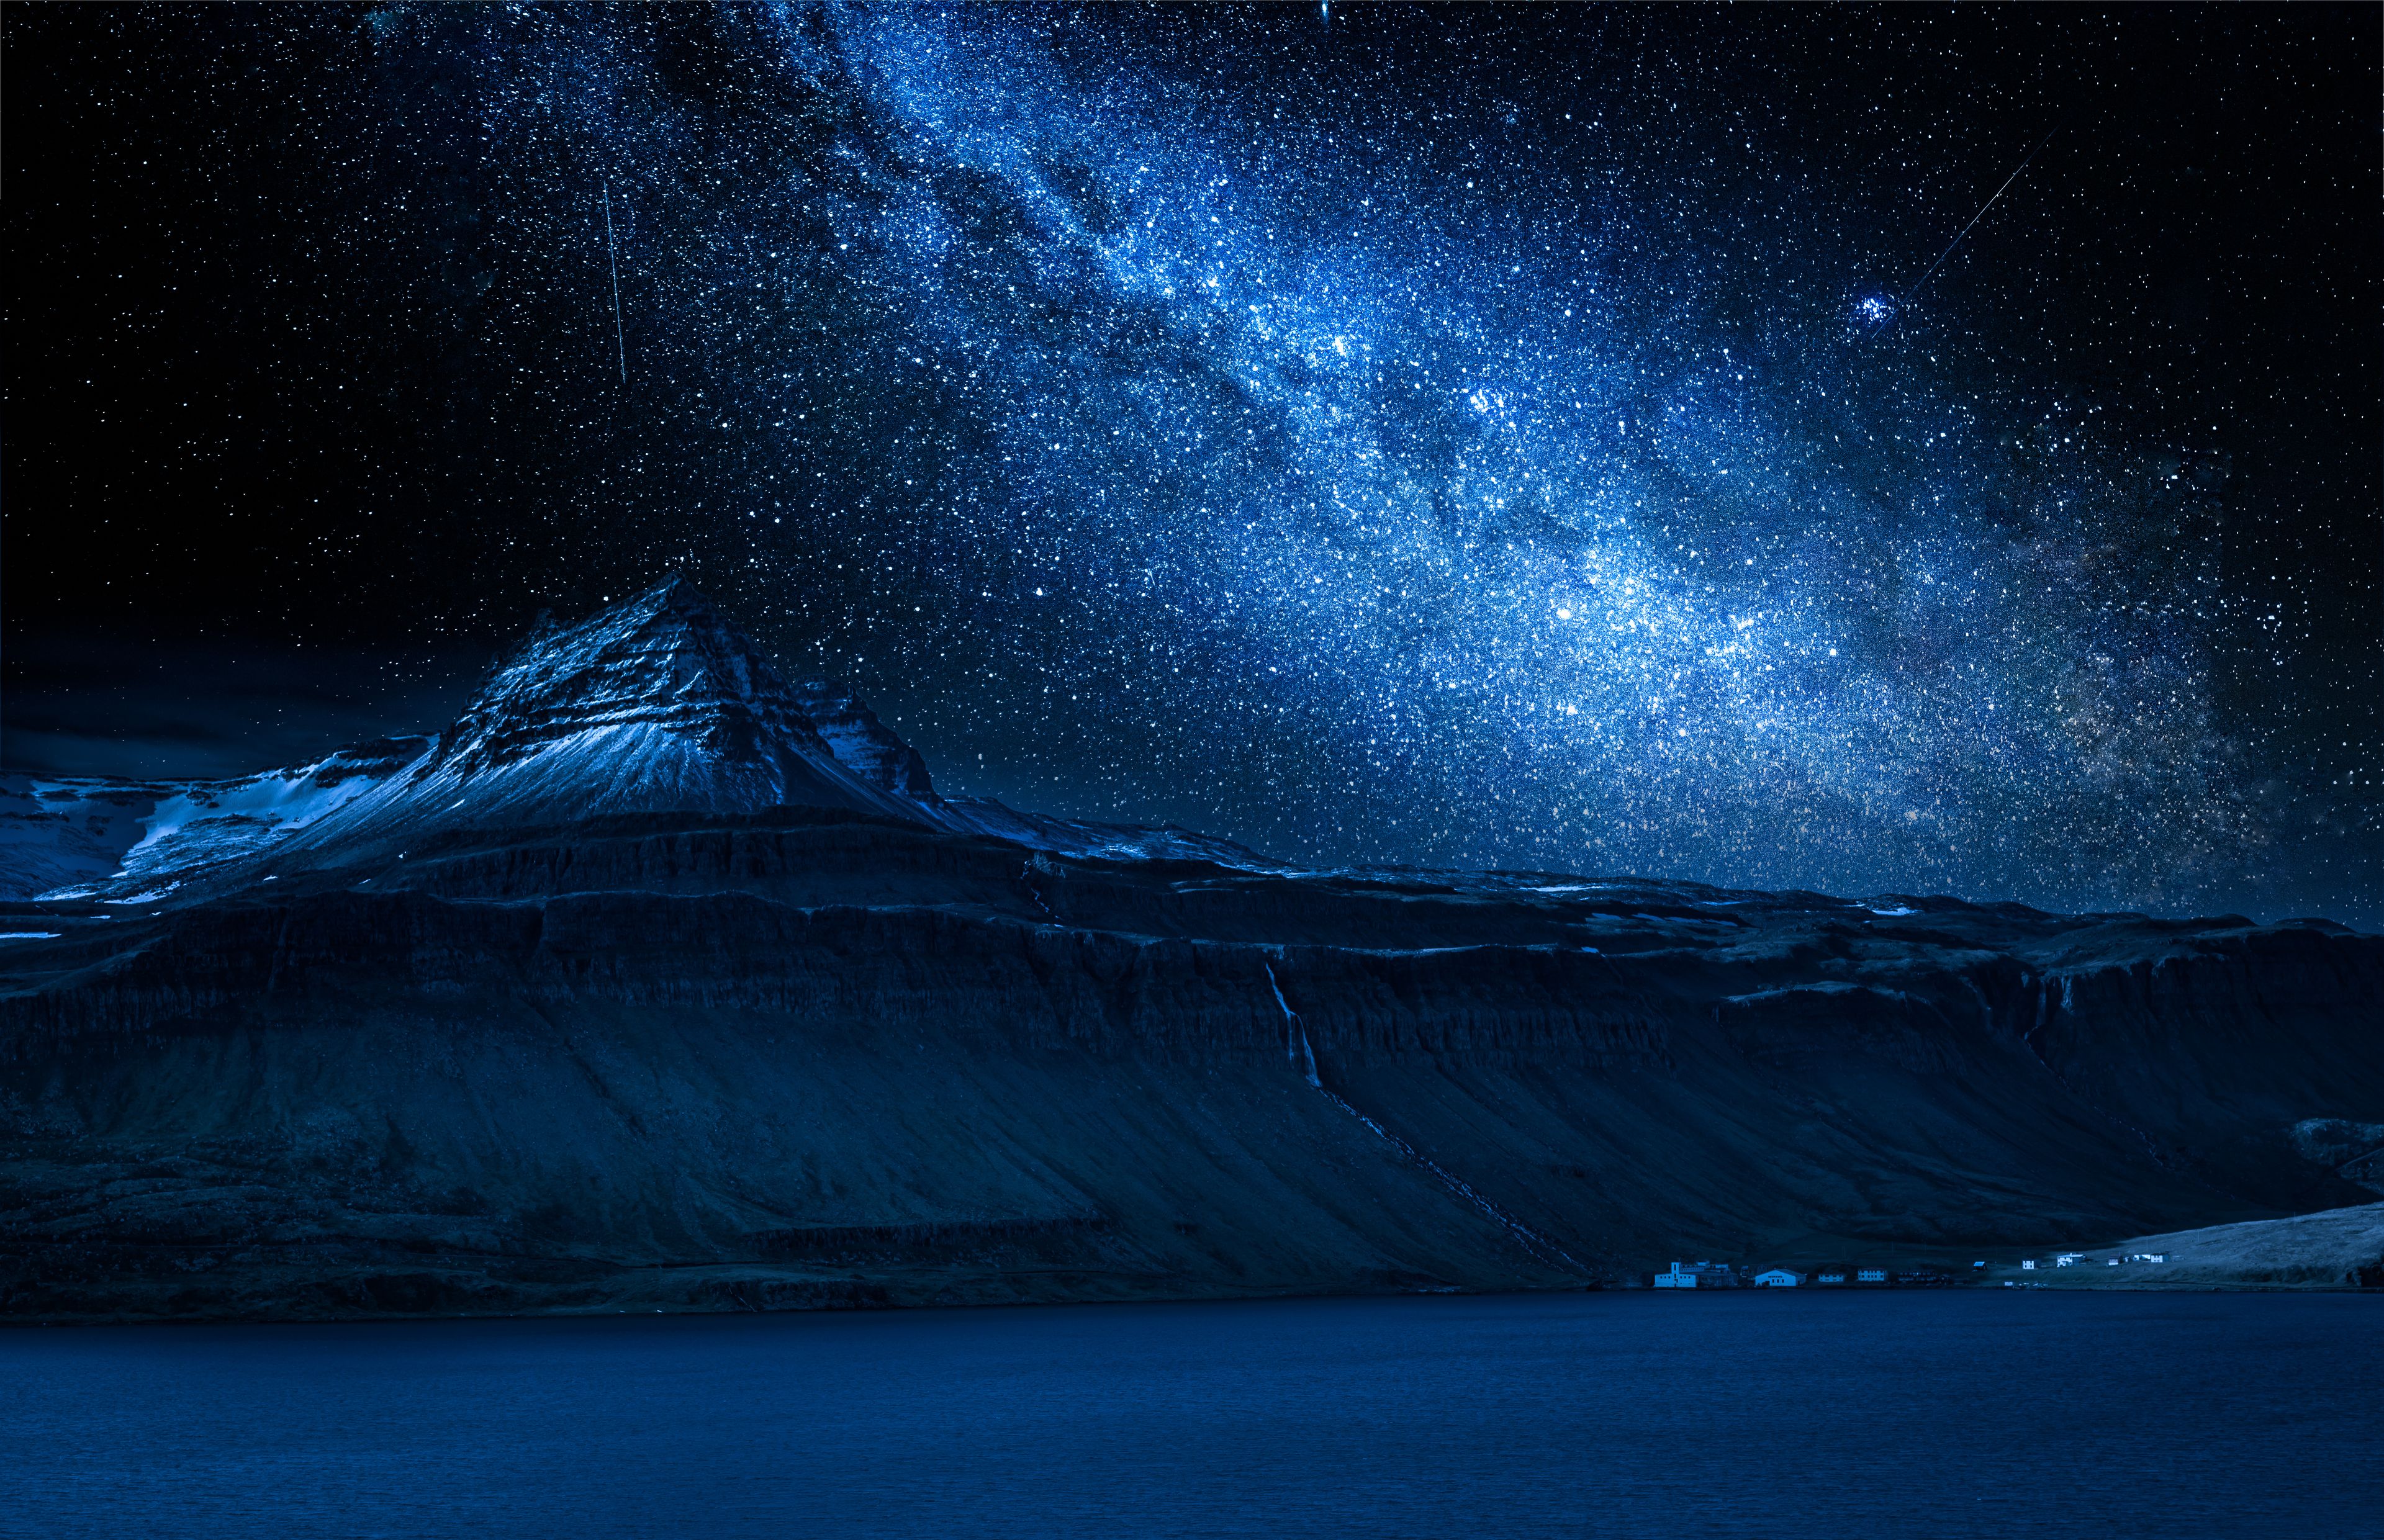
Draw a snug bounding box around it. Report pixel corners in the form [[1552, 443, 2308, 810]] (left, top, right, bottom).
[[1969, 1204, 2384, 1290]]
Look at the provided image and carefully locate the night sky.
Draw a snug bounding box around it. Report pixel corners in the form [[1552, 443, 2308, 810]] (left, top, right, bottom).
[[5, 4, 2378, 923]]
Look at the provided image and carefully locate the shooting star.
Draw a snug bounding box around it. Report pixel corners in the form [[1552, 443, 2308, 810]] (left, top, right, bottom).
[[1865, 128, 2057, 332], [603, 179, 627, 382]]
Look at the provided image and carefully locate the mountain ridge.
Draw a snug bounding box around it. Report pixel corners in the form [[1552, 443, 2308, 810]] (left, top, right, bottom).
[[1, 581, 2377, 1321]]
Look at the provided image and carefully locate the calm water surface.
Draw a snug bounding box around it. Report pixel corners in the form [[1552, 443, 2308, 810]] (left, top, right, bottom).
[[2, 1291, 2378, 1539]]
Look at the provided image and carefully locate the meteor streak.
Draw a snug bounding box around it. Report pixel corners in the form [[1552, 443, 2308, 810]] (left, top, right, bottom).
[[603, 179, 627, 382], [1896, 128, 2057, 319]]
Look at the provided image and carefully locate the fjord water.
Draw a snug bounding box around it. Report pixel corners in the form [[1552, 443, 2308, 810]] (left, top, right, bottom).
[[4, 1294, 2377, 1539]]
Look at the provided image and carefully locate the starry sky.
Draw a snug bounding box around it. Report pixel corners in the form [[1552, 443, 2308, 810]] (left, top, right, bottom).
[[6, 3, 2378, 923]]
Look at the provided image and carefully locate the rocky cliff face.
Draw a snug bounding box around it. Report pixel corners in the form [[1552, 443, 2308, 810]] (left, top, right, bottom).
[[789, 681, 939, 798], [1, 586, 2377, 1320]]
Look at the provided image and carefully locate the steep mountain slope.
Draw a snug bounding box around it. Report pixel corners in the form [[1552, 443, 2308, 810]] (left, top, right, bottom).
[[1, 585, 2377, 1320], [787, 680, 939, 798]]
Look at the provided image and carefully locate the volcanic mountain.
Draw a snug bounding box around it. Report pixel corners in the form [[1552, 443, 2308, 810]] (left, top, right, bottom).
[[2, 580, 2378, 1319]]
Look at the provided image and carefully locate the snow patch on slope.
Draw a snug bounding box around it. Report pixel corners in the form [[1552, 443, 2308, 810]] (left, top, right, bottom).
[[0, 738, 430, 899], [926, 795, 1278, 869]]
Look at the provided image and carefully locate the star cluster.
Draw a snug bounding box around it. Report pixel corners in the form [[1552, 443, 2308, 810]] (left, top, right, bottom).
[[6, 4, 2376, 921]]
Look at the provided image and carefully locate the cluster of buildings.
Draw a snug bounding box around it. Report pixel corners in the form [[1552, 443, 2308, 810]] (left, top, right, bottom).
[[2016, 1252, 2167, 1271], [1650, 1261, 1958, 1289], [1653, 1250, 2175, 1288]]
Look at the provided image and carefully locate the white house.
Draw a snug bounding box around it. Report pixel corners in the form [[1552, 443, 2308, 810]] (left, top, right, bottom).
[[1857, 1268, 1887, 1283], [2021, 1259, 2037, 1270], [1753, 1269, 1804, 1287], [1653, 1261, 1697, 1289]]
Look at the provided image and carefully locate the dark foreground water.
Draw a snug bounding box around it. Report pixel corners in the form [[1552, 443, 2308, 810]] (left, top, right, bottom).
[[2, 1292, 2378, 1539]]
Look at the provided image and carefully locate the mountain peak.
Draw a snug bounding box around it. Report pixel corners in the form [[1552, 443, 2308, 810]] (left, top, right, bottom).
[[319, 580, 934, 835], [642, 570, 707, 612], [0, 580, 1285, 898], [436, 581, 799, 775]]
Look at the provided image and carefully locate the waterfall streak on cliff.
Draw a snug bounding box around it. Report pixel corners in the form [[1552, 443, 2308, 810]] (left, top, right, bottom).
[[1262, 961, 1320, 1086], [1316, 1083, 1584, 1274], [1262, 961, 1579, 1272], [1020, 862, 1058, 922]]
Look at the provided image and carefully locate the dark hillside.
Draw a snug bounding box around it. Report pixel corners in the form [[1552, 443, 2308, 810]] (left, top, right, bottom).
[[4, 810, 2375, 1320]]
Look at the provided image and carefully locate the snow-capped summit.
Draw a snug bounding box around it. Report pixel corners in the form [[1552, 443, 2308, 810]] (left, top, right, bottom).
[[411, 576, 922, 824], [1, 577, 1277, 899], [440, 579, 808, 777], [274, 577, 929, 857]]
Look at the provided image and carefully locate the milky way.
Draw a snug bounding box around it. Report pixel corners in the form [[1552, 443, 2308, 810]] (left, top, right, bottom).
[[7, 4, 2377, 921]]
